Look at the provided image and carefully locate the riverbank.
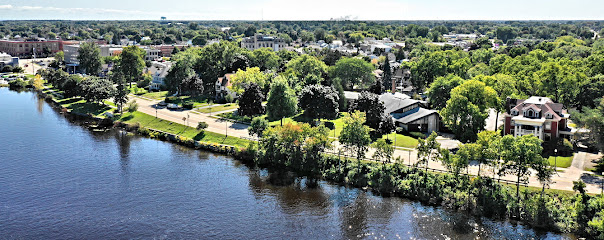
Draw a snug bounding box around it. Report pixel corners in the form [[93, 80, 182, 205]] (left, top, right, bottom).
[[39, 85, 252, 151], [30, 86, 602, 238]]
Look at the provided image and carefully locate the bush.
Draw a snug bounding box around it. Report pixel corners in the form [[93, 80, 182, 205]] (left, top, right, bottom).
[[197, 121, 209, 130], [410, 131, 426, 139], [1, 65, 13, 73], [127, 100, 139, 113], [225, 94, 234, 103], [8, 79, 27, 90], [165, 96, 178, 103], [182, 101, 194, 110]]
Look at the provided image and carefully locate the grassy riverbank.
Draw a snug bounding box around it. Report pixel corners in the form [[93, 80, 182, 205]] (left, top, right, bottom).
[[116, 111, 250, 148]]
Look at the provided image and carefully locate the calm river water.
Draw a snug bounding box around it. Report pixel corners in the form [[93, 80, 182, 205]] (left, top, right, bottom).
[[0, 87, 571, 239]]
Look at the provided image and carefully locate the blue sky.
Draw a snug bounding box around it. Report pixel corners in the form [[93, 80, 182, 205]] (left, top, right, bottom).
[[0, 0, 602, 20]]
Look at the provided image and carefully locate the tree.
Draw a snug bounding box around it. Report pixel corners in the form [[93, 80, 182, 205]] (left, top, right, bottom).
[[416, 131, 441, 170], [285, 55, 328, 86], [230, 67, 269, 94], [62, 75, 83, 98], [372, 138, 394, 163], [298, 84, 340, 120], [499, 135, 547, 206], [126, 100, 138, 113], [238, 82, 264, 117], [252, 48, 280, 71], [475, 130, 501, 176], [330, 57, 375, 90], [165, 56, 196, 94], [572, 98, 604, 155], [426, 74, 464, 110], [79, 77, 116, 103], [111, 70, 128, 113], [266, 76, 297, 125], [441, 80, 499, 142], [54, 51, 64, 64], [197, 122, 209, 131], [191, 35, 207, 46], [77, 42, 102, 76], [118, 45, 146, 88], [340, 111, 372, 160], [249, 117, 268, 137], [381, 60, 392, 91], [350, 91, 384, 130], [576, 75, 604, 110]]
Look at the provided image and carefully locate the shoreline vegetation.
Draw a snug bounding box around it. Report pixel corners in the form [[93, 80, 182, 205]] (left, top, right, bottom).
[[25, 86, 604, 238]]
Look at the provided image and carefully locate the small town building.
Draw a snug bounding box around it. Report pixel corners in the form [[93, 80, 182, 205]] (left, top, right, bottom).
[[380, 92, 440, 133], [504, 96, 574, 141], [148, 61, 172, 91], [215, 73, 237, 100], [0, 52, 19, 67], [0, 39, 61, 58], [240, 34, 286, 51]]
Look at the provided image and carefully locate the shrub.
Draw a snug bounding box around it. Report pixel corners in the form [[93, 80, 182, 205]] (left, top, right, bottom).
[[165, 96, 178, 103], [197, 121, 209, 130], [127, 100, 139, 113], [225, 94, 234, 103], [182, 101, 194, 109], [410, 131, 426, 139], [8, 79, 27, 90]]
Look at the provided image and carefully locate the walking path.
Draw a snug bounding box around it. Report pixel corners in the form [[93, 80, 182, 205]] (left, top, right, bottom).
[[129, 94, 604, 194]]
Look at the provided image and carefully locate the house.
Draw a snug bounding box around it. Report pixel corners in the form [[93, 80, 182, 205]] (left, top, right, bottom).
[[380, 92, 440, 133], [0, 52, 19, 67], [0, 39, 60, 58], [504, 96, 574, 141], [215, 73, 237, 99], [148, 61, 172, 91]]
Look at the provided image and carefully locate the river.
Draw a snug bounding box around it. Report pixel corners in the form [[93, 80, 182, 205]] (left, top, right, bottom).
[[0, 88, 570, 239]]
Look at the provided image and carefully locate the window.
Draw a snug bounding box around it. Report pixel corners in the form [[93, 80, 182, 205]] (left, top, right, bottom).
[[545, 122, 551, 130]]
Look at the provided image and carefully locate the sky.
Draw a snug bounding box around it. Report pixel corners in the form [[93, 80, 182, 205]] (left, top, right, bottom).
[[0, 0, 602, 21]]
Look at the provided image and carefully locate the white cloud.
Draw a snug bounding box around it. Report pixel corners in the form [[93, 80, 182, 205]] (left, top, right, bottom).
[[0, 5, 13, 9]]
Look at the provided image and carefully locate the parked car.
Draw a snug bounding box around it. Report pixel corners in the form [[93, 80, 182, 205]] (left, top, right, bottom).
[[158, 101, 167, 106], [167, 103, 180, 110]]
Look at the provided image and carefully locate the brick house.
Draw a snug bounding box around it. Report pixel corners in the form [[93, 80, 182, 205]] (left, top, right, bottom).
[[504, 96, 573, 141]]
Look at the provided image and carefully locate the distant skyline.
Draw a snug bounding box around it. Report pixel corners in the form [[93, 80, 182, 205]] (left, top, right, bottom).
[[0, 0, 602, 21]]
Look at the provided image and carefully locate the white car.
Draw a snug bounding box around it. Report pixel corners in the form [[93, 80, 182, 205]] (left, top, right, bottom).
[[167, 103, 180, 109]]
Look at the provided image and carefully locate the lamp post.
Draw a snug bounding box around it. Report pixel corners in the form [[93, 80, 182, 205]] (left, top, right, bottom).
[[155, 107, 158, 118], [554, 149, 558, 173], [187, 113, 190, 127]]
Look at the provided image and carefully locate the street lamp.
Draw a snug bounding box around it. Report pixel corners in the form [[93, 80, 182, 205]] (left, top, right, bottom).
[[187, 113, 190, 127], [554, 149, 558, 173]]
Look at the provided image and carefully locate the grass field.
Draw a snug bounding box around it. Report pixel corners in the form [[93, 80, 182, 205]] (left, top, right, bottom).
[[381, 133, 419, 149], [141, 91, 169, 100], [117, 111, 251, 148], [548, 154, 574, 168], [198, 103, 239, 113]]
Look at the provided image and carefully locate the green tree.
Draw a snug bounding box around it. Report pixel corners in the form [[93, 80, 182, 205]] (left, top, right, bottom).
[[298, 84, 340, 120], [372, 138, 394, 163], [111, 70, 128, 113], [249, 116, 269, 137], [252, 48, 280, 71], [285, 55, 328, 86], [475, 130, 501, 176], [229, 67, 270, 94], [572, 98, 604, 157], [238, 82, 264, 117], [191, 35, 207, 46], [330, 57, 375, 90], [416, 131, 441, 170], [126, 100, 138, 113], [266, 76, 297, 125], [165, 56, 196, 94], [340, 111, 372, 160], [118, 45, 146, 88], [77, 42, 102, 76], [499, 135, 547, 206], [79, 77, 116, 103], [350, 91, 385, 131], [441, 80, 499, 142], [427, 74, 465, 110]]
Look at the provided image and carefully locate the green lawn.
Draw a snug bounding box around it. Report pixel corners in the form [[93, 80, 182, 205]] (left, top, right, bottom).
[[117, 111, 251, 148], [382, 133, 419, 149], [548, 154, 574, 168], [57, 97, 114, 116], [198, 103, 239, 113], [141, 91, 169, 100]]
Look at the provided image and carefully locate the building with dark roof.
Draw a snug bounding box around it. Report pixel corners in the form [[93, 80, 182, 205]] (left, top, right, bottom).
[[504, 96, 573, 141], [379, 93, 440, 133]]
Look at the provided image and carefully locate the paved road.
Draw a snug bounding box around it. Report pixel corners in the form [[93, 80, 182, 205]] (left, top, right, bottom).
[[130, 95, 604, 194], [130, 95, 250, 138]]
